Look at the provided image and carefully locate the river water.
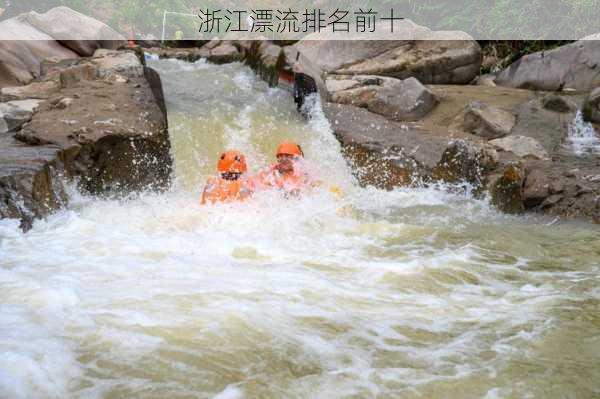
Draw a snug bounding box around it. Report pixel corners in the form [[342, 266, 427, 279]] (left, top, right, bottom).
[[1, 59, 599, 399]]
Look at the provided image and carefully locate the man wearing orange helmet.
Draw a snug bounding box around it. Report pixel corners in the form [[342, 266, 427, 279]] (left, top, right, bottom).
[[201, 150, 255, 205], [257, 141, 319, 197]]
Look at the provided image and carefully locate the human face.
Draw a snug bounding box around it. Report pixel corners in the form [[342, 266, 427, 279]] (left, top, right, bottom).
[[221, 172, 242, 181], [276, 154, 296, 174]]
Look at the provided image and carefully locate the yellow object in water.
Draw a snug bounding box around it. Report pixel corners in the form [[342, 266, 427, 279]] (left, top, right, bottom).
[[329, 185, 345, 199], [329, 185, 355, 216], [231, 246, 270, 261]]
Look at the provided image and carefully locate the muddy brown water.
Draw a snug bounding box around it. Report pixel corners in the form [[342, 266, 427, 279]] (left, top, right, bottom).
[[0, 59, 598, 399]]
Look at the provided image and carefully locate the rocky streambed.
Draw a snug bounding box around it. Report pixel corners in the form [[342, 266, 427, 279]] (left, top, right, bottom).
[[1, 9, 600, 397], [148, 34, 600, 224], [0, 48, 171, 229], [1, 7, 600, 229]]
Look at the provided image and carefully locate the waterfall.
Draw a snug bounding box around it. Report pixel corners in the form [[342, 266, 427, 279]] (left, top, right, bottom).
[[566, 110, 600, 156]]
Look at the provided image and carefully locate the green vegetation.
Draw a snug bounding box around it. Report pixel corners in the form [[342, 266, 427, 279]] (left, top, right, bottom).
[[107, 0, 192, 37], [479, 40, 573, 74], [391, 0, 599, 39], [1, 0, 90, 19]]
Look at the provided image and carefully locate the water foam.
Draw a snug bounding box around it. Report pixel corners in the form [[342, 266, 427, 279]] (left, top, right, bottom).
[[0, 59, 598, 399], [566, 110, 600, 156]]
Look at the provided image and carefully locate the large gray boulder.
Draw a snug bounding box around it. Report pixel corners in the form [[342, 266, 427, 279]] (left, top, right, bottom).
[[0, 99, 41, 133], [583, 87, 600, 123], [451, 101, 516, 139], [207, 43, 243, 65], [0, 17, 79, 86], [489, 135, 550, 160], [92, 49, 144, 78], [496, 36, 600, 91], [324, 102, 449, 189], [22, 6, 126, 56], [329, 75, 438, 121], [0, 7, 126, 87], [295, 20, 481, 84]]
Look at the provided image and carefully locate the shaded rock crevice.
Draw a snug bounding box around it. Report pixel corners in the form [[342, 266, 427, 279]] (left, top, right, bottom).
[[0, 137, 67, 230]]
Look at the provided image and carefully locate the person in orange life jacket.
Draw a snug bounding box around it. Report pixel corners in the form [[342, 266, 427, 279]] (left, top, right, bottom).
[[257, 141, 320, 197], [201, 150, 255, 205]]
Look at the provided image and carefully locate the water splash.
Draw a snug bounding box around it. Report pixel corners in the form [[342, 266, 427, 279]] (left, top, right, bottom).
[[566, 111, 600, 156], [0, 60, 599, 399]]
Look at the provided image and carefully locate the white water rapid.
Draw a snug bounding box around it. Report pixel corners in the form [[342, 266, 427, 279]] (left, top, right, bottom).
[[1, 59, 599, 399]]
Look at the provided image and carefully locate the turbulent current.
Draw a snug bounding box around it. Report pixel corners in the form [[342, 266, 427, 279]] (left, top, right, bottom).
[[1, 59, 599, 399]]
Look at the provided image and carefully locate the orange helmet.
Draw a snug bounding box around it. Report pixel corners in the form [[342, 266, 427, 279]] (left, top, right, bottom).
[[276, 141, 303, 157], [217, 150, 247, 174]]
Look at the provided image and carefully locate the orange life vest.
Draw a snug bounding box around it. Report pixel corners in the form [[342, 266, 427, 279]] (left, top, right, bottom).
[[201, 175, 255, 205], [257, 164, 312, 194]]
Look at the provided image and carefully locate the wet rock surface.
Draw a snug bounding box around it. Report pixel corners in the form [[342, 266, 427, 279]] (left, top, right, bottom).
[[244, 41, 284, 87], [488, 164, 526, 214], [0, 49, 172, 229], [433, 140, 498, 188], [324, 102, 448, 189], [0, 135, 67, 230], [523, 168, 552, 208]]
